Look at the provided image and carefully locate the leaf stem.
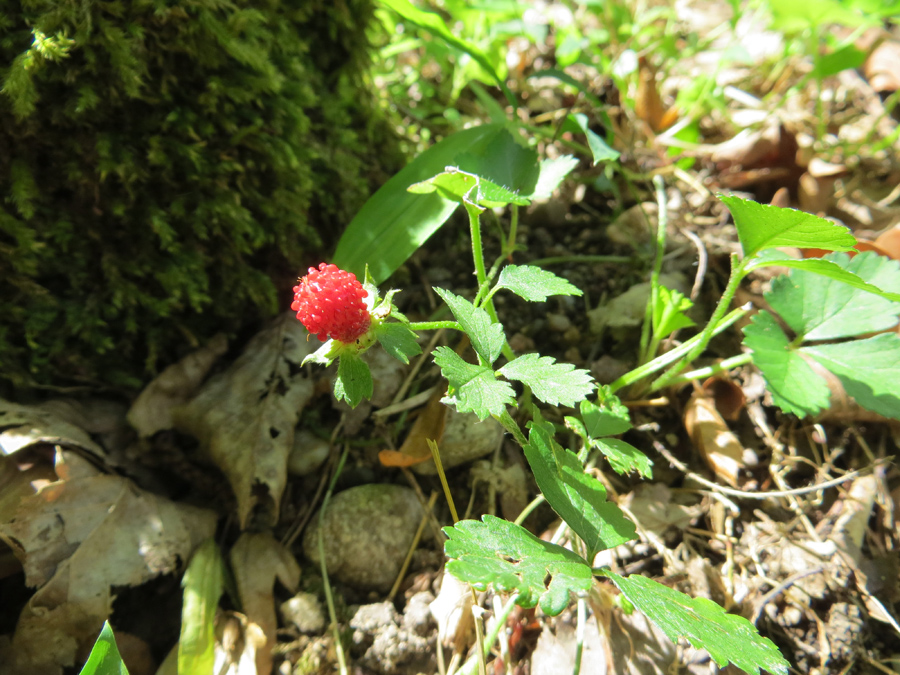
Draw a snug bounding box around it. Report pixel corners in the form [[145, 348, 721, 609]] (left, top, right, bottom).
[[608, 305, 750, 393], [639, 175, 668, 364], [496, 408, 527, 446], [406, 320, 462, 331], [459, 594, 521, 675], [662, 352, 753, 387]]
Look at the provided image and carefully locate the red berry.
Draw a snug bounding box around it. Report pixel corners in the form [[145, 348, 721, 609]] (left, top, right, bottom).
[[292, 263, 370, 343]]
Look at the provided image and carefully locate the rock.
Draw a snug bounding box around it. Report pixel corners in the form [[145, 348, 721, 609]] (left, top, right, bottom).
[[350, 601, 434, 675], [280, 592, 326, 634], [547, 313, 571, 332], [303, 485, 423, 591], [412, 409, 503, 475], [287, 430, 330, 476]]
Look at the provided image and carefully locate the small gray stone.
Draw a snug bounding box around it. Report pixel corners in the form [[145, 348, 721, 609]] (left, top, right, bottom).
[[350, 601, 434, 675], [280, 592, 325, 634], [303, 485, 424, 591], [547, 313, 571, 332], [412, 409, 503, 475], [287, 430, 330, 476]]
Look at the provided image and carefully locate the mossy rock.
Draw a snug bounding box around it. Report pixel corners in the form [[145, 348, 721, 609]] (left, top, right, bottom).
[[0, 0, 402, 388]]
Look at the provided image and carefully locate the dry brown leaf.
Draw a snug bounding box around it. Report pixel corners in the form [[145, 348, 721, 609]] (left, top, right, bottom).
[[0, 450, 215, 674], [174, 313, 315, 527], [683, 390, 745, 487], [701, 377, 746, 422], [127, 333, 228, 438], [875, 223, 900, 260], [429, 571, 473, 651], [379, 385, 448, 467], [230, 532, 301, 675], [0, 398, 106, 459], [620, 483, 698, 534], [865, 39, 900, 92], [635, 57, 677, 133]]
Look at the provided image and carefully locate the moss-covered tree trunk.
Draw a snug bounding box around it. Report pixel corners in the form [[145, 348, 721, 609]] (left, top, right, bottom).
[[0, 0, 400, 388]]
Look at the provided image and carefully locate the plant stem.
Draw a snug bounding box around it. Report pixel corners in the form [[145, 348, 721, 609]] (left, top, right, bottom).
[[506, 203, 519, 258], [406, 320, 462, 332], [528, 254, 635, 266], [639, 175, 668, 364], [514, 494, 545, 526], [320, 445, 350, 675], [650, 253, 749, 391], [459, 594, 521, 675], [608, 305, 749, 393], [496, 408, 527, 446], [662, 352, 753, 387]]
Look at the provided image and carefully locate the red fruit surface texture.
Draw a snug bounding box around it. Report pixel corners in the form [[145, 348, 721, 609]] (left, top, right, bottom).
[[292, 263, 370, 342]]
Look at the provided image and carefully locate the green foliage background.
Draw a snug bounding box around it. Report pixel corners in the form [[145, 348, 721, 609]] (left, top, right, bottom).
[[0, 0, 402, 387]]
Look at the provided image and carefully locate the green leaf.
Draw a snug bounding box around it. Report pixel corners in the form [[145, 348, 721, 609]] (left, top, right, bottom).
[[531, 156, 581, 201], [651, 285, 696, 339], [455, 130, 541, 198], [434, 347, 516, 420], [375, 322, 422, 364], [433, 287, 506, 364], [579, 395, 632, 437], [766, 252, 900, 340], [376, 0, 516, 110], [497, 265, 583, 302], [567, 113, 620, 164], [408, 167, 531, 208], [334, 354, 373, 408], [813, 43, 868, 78], [750, 253, 900, 304], [718, 195, 856, 258], [499, 353, 595, 407], [178, 539, 224, 675], [593, 438, 653, 479], [802, 334, 900, 420], [444, 515, 593, 616], [598, 570, 790, 675], [524, 416, 636, 558], [333, 123, 506, 284], [78, 622, 129, 675], [743, 311, 831, 418]]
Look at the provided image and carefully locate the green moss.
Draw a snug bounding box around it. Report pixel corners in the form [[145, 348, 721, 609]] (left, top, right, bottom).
[[0, 0, 401, 388]]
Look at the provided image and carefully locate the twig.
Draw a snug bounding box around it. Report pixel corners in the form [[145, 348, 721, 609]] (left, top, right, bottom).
[[653, 440, 879, 500], [750, 566, 827, 625], [388, 491, 438, 602], [319, 444, 351, 675]]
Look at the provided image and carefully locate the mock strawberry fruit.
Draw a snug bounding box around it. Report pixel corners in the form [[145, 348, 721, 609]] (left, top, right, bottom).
[[292, 263, 370, 342]]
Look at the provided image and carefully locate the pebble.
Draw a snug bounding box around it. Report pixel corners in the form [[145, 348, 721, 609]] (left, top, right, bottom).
[[412, 409, 503, 475], [287, 430, 330, 476], [280, 592, 326, 634], [547, 313, 571, 332], [303, 484, 424, 591]]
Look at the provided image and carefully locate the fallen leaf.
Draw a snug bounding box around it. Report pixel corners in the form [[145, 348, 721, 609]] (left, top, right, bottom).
[[379, 385, 448, 467], [174, 313, 315, 527], [635, 56, 678, 132], [683, 391, 746, 487], [865, 39, 900, 92], [429, 571, 474, 651], [0, 398, 105, 459], [0, 450, 216, 674], [230, 533, 300, 675], [127, 334, 228, 438], [701, 377, 746, 422], [875, 224, 900, 260]]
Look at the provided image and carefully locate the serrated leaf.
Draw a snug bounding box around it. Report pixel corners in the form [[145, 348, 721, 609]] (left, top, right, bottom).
[[750, 253, 900, 304], [79, 622, 130, 675], [433, 347, 515, 420], [499, 353, 595, 407], [593, 438, 653, 478], [456, 131, 541, 198], [802, 333, 900, 420], [302, 338, 339, 366], [568, 113, 621, 164], [743, 311, 831, 417], [497, 265, 583, 302], [652, 285, 696, 340], [531, 156, 580, 200], [580, 397, 632, 437], [408, 167, 531, 208], [598, 570, 790, 675], [719, 195, 856, 258], [524, 417, 636, 557], [375, 322, 422, 364], [766, 252, 900, 339], [433, 287, 506, 364], [444, 515, 593, 616], [179, 539, 224, 675], [334, 354, 373, 408]]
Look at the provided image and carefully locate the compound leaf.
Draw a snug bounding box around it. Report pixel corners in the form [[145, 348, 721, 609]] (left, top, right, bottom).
[[579, 395, 632, 437], [524, 416, 636, 558], [598, 570, 789, 675], [719, 195, 856, 258], [409, 167, 530, 208], [743, 311, 831, 418], [375, 322, 422, 364], [499, 353, 595, 407], [434, 287, 505, 364], [651, 285, 696, 340], [802, 333, 900, 420], [433, 347, 515, 420], [497, 265, 583, 302], [444, 515, 592, 616], [593, 438, 653, 479]]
